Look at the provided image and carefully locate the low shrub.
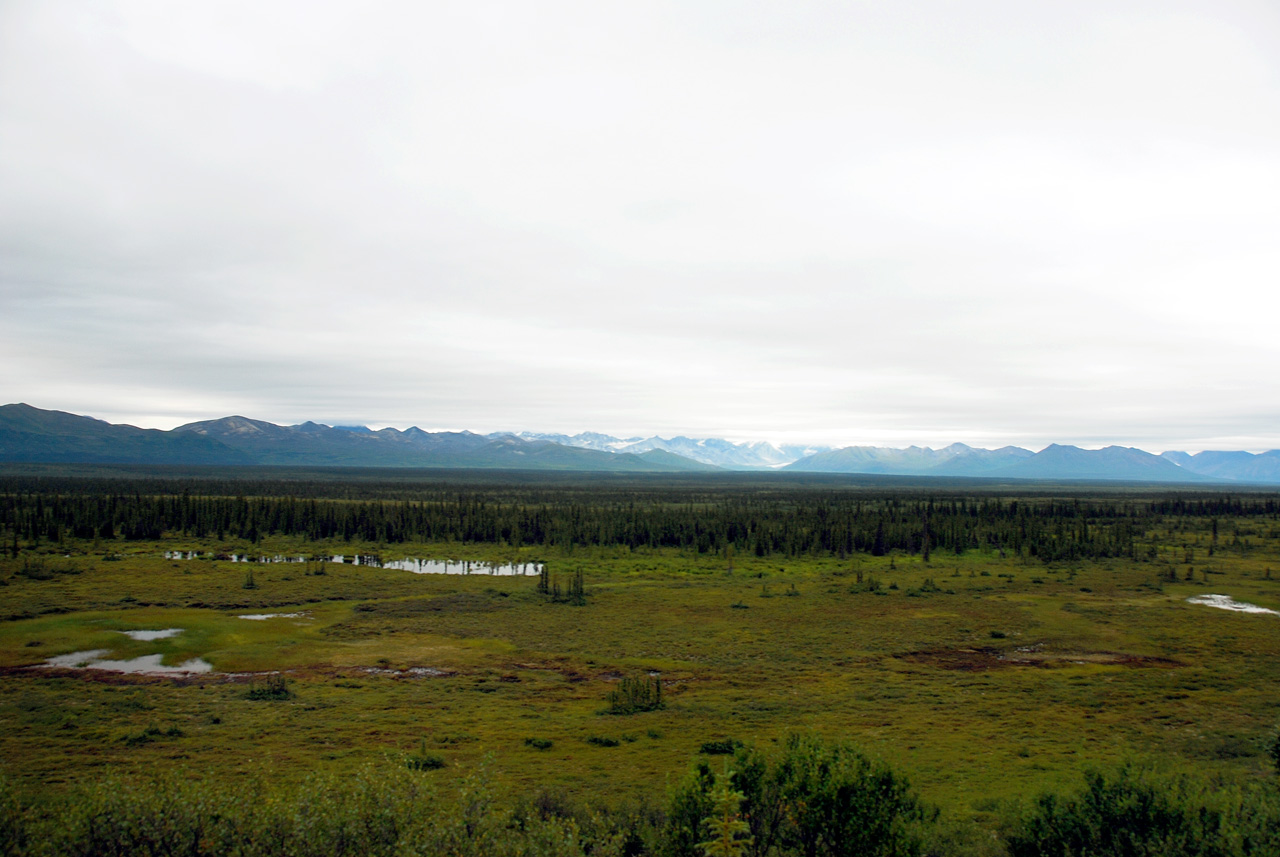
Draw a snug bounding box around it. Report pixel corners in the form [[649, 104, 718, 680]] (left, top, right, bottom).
[[244, 675, 291, 701], [15, 559, 81, 581], [404, 753, 446, 771], [121, 725, 184, 747], [604, 675, 664, 715], [699, 739, 742, 756], [7, 750, 1280, 857], [0, 778, 27, 857]]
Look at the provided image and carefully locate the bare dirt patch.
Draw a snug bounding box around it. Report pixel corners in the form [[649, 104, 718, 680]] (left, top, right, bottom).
[[895, 647, 1182, 671], [354, 593, 511, 617], [2, 665, 235, 687]]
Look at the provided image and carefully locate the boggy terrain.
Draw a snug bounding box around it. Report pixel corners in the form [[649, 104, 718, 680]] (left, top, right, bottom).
[[2, 470, 1280, 854]]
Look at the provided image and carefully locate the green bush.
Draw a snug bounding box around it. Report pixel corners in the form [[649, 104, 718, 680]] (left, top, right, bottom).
[[402, 737, 447, 771], [121, 724, 184, 747], [1005, 762, 1280, 857], [21, 764, 629, 857], [0, 779, 27, 857], [699, 739, 742, 756], [244, 674, 292, 701], [404, 753, 446, 771], [605, 674, 664, 715], [514, 788, 662, 855], [667, 734, 932, 857], [15, 559, 81, 581], [11, 746, 1280, 857]]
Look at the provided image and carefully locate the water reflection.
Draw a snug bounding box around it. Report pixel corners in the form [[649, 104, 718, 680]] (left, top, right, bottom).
[[238, 612, 309, 620], [120, 628, 183, 641], [40, 650, 213, 675], [383, 559, 542, 576], [1187, 593, 1279, 615], [163, 552, 541, 576]]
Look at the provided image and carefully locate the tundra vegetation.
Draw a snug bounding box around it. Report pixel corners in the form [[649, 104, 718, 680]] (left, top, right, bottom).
[[1, 466, 1280, 855]]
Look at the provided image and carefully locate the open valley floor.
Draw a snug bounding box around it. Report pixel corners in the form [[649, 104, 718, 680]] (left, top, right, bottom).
[[2, 469, 1279, 855]]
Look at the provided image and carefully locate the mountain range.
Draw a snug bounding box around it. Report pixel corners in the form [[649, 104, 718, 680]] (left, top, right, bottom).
[[3, 403, 1280, 484], [511, 431, 828, 469]]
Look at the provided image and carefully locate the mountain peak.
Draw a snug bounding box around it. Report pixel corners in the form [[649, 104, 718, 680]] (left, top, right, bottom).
[[5, 404, 1280, 482]]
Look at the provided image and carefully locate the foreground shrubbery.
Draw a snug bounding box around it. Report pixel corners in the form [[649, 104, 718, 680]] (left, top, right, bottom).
[[1005, 762, 1280, 857], [0, 764, 638, 857], [3, 742, 1280, 856], [666, 735, 934, 857]]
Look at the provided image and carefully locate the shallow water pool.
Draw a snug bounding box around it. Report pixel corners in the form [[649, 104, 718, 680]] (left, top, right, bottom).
[[1186, 593, 1279, 615]]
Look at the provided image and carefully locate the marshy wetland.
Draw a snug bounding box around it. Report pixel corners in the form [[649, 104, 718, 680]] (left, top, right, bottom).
[[2, 467, 1280, 855]]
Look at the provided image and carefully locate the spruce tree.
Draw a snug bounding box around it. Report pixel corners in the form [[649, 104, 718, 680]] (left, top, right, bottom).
[[699, 765, 751, 856]]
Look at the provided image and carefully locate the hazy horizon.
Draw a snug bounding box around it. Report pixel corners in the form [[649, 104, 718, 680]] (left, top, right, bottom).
[[8, 400, 1277, 456], [3, 2, 1278, 454]]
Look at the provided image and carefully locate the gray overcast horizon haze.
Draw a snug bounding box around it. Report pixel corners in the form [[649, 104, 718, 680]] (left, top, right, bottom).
[[2, 1, 1279, 453]]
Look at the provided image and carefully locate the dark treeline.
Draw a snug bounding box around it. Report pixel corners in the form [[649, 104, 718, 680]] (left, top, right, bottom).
[[2, 470, 1278, 562]]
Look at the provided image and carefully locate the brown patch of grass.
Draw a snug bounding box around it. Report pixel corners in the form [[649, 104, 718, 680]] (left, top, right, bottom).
[[895, 647, 1184, 671]]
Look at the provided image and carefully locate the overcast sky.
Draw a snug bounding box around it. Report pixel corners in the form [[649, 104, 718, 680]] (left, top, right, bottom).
[[2, 1, 1279, 452]]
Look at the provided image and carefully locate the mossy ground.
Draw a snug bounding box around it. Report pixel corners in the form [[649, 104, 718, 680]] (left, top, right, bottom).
[[2, 532, 1279, 831]]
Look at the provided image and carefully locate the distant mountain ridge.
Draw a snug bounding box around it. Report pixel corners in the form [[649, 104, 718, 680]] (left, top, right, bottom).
[[0, 404, 253, 465], [1160, 450, 1280, 484], [537, 431, 1280, 483], [0, 405, 712, 473], [513, 431, 831, 469], [784, 442, 1034, 476], [2, 404, 1279, 483], [782, 441, 1220, 482]]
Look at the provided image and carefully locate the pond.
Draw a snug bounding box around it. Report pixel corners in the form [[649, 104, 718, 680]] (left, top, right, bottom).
[[39, 650, 213, 675], [238, 612, 308, 620], [386, 559, 542, 576], [164, 552, 541, 576], [1186, 593, 1279, 616], [120, 628, 183, 641]]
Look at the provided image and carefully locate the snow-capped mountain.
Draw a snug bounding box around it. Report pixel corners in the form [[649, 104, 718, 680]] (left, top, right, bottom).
[[507, 432, 832, 469], [505, 431, 642, 453], [9, 404, 1280, 483]]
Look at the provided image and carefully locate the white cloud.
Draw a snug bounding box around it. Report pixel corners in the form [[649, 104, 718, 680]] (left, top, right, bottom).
[[2, 1, 1279, 451]]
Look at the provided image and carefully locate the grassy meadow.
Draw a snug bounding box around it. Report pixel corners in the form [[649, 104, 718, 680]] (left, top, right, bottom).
[[2, 472, 1280, 854]]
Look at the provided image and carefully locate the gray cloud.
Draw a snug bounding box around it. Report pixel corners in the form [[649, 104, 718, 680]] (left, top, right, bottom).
[[2, 1, 1279, 451]]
